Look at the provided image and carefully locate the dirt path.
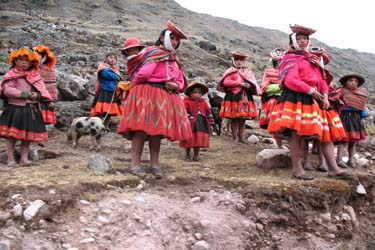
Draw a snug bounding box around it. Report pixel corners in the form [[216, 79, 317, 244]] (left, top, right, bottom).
[[0, 128, 374, 249]]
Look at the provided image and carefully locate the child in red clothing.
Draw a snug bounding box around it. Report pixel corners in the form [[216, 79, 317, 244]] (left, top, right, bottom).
[[180, 81, 214, 161], [33, 45, 58, 125], [0, 48, 52, 167]]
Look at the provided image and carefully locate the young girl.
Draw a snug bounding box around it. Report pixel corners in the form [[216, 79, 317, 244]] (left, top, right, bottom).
[[90, 53, 123, 129], [259, 47, 286, 148], [33, 45, 58, 125], [336, 74, 368, 168], [217, 51, 260, 143], [180, 81, 214, 161], [118, 20, 192, 178], [0, 48, 52, 167]]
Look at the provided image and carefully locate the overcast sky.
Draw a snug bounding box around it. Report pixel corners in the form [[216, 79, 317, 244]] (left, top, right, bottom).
[[175, 0, 375, 54]]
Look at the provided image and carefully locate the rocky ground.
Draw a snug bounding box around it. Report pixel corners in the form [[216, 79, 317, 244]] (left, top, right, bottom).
[[0, 121, 375, 250]]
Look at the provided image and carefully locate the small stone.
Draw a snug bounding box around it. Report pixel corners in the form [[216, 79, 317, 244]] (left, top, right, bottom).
[[190, 197, 201, 203], [120, 200, 132, 206], [192, 240, 210, 250], [79, 237, 95, 243], [256, 223, 264, 231], [194, 232, 202, 240], [79, 200, 91, 205]]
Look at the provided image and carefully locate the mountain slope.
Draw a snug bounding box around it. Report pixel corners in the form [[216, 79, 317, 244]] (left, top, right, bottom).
[[0, 0, 374, 104]]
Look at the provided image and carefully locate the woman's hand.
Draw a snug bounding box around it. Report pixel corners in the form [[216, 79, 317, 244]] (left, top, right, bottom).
[[321, 97, 330, 110], [29, 92, 38, 101], [165, 82, 179, 91], [311, 91, 323, 102]]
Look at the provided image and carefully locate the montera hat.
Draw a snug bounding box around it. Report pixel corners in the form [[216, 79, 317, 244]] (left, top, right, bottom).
[[33, 45, 57, 68], [290, 24, 316, 36], [184, 81, 209, 96], [9, 47, 40, 69], [270, 47, 286, 61], [231, 51, 248, 60], [121, 37, 145, 54], [339, 73, 365, 87], [166, 20, 187, 40]]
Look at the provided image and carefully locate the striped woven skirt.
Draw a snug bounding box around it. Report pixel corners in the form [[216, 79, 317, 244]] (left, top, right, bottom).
[[268, 88, 345, 142], [179, 114, 210, 148], [118, 83, 192, 142], [90, 89, 123, 117], [259, 96, 278, 129], [0, 103, 48, 142], [219, 89, 257, 119], [40, 102, 56, 124], [339, 110, 366, 142]]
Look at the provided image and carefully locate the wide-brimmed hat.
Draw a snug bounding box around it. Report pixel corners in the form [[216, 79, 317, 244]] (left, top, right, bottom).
[[339, 73, 365, 87], [270, 47, 286, 60], [33, 45, 57, 68], [290, 24, 316, 36], [9, 47, 40, 69], [184, 81, 209, 96], [231, 51, 248, 60], [121, 37, 145, 55], [166, 20, 187, 40]]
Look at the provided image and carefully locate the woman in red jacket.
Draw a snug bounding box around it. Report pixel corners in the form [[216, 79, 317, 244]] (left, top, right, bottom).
[[217, 52, 260, 143], [268, 24, 349, 180]]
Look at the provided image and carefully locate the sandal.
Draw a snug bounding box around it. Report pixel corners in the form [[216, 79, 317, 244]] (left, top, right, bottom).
[[192, 156, 200, 162], [20, 161, 38, 167], [7, 161, 18, 168], [328, 171, 352, 180], [150, 167, 162, 179], [130, 167, 146, 177], [337, 161, 349, 169], [293, 174, 314, 181], [347, 161, 355, 168], [303, 162, 314, 171], [316, 164, 328, 172], [184, 155, 191, 161]]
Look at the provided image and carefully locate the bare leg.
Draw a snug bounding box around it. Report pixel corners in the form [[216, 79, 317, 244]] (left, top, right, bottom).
[[336, 142, 349, 168], [348, 142, 355, 167], [275, 136, 282, 148], [301, 139, 313, 170], [321, 142, 344, 175], [316, 142, 328, 172], [131, 131, 147, 169], [149, 135, 161, 168], [290, 132, 305, 177], [336, 142, 346, 163], [185, 148, 191, 160], [149, 136, 162, 178], [238, 119, 246, 142], [231, 119, 239, 141], [103, 115, 111, 129], [6, 138, 16, 164], [20, 140, 31, 165], [193, 147, 200, 161]]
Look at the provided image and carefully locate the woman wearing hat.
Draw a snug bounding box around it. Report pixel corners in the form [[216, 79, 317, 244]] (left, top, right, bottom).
[[259, 47, 286, 148], [0, 48, 52, 167], [179, 81, 214, 161], [118, 20, 192, 178], [90, 52, 124, 129], [217, 51, 260, 143], [268, 24, 348, 180], [33, 45, 58, 125], [336, 74, 368, 168]]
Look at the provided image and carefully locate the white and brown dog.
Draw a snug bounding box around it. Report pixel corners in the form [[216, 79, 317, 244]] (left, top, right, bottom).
[[67, 117, 108, 150]]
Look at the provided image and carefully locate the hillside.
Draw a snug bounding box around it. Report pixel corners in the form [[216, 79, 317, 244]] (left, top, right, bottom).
[[0, 0, 374, 106], [1, 1, 375, 249]]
